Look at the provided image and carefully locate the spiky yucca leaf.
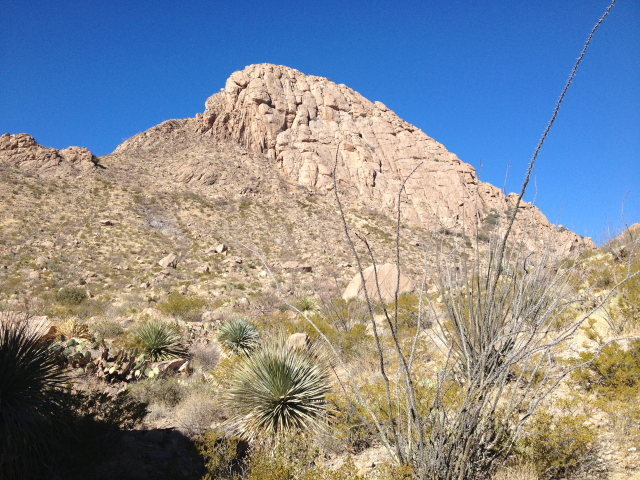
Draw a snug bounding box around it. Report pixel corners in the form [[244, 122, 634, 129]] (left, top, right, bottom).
[[227, 339, 331, 440], [0, 314, 66, 477], [218, 318, 259, 355], [134, 320, 188, 362]]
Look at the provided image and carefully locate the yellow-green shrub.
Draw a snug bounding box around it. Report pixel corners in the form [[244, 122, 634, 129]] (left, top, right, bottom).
[[197, 429, 247, 480], [572, 340, 640, 398], [54, 286, 87, 306], [517, 410, 597, 479], [158, 292, 206, 321]]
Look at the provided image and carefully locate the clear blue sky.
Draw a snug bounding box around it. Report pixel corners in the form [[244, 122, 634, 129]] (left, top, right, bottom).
[[1, 1, 638, 243]]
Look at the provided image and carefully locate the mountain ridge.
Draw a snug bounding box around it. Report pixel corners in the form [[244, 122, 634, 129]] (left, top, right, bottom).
[[2, 63, 594, 254]]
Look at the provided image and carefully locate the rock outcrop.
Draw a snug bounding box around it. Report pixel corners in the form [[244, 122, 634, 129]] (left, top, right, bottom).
[[0, 133, 98, 175], [115, 64, 593, 254], [343, 263, 415, 303]]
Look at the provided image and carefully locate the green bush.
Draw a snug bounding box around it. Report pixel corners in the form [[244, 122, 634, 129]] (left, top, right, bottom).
[[517, 409, 597, 479], [618, 259, 640, 328], [572, 340, 640, 440], [157, 292, 206, 321], [67, 389, 147, 430], [572, 339, 640, 398], [54, 286, 87, 305]]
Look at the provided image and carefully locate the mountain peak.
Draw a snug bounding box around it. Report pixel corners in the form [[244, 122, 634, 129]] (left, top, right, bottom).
[[113, 64, 593, 253]]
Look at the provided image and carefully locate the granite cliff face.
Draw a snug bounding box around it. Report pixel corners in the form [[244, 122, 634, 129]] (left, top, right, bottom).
[[115, 63, 592, 253]]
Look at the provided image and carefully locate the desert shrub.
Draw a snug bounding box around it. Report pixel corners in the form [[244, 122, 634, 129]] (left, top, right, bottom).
[[157, 292, 206, 321], [190, 342, 221, 370], [89, 320, 124, 341], [0, 316, 66, 479], [618, 259, 640, 329], [327, 392, 378, 453], [198, 428, 248, 480], [337, 322, 370, 358], [584, 255, 619, 290], [483, 209, 501, 226], [386, 292, 434, 333], [247, 453, 293, 480], [211, 354, 241, 388], [571, 340, 640, 440], [67, 388, 147, 430], [321, 297, 365, 330], [227, 339, 331, 440], [245, 438, 375, 480], [128, 377, 186, 407], [300, 459, 369, 480], [175, 390, 219, 436], [517, 409, 597, 479], [134, 320, 188, 361], [572, 339, 640, 397], [55, 317, 92, 340], [218, 318, 259, 355], [54, 286, 88, 305]]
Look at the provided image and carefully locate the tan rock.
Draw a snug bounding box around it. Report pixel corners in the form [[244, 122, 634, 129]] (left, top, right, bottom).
[[343, 263, 414, 303], [0, 311, 51, 339], [0, 133, 97, 175], [158, 253, 178, 269], [282, 260, 312, 272], [286, 332, 311, 351]]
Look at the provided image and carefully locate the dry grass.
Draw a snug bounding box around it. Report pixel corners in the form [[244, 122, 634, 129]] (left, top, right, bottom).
[[492, 463, 539, 480], [174, 390, 219, 436]]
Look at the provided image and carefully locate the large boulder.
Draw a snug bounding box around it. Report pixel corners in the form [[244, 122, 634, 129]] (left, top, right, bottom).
[[342, 263, 414, 303]]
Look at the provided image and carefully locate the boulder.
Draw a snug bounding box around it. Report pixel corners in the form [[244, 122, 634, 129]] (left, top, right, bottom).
[[287, 332, 311, 351], [158, 253, 178, 269], [282, 260, 313, 272], [342, 263, 414, 303]]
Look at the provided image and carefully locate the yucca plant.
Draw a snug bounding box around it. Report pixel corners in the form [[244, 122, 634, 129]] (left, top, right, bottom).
[[0, 313, 67, 478], [134, 320, 188, 362], [295, 296, 318, 314], [218, 318, 259, 355], [226, 339, 331, 441]]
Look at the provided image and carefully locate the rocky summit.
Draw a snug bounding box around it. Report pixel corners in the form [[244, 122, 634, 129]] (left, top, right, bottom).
[[114, 63, 592, 253]]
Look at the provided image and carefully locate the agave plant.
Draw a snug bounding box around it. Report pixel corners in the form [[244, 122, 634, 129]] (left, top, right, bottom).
[[0, 314, 66, 477], [218, 318, 259, 355], [226, 339, 331, 440], [134, 320, 188, 362]]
